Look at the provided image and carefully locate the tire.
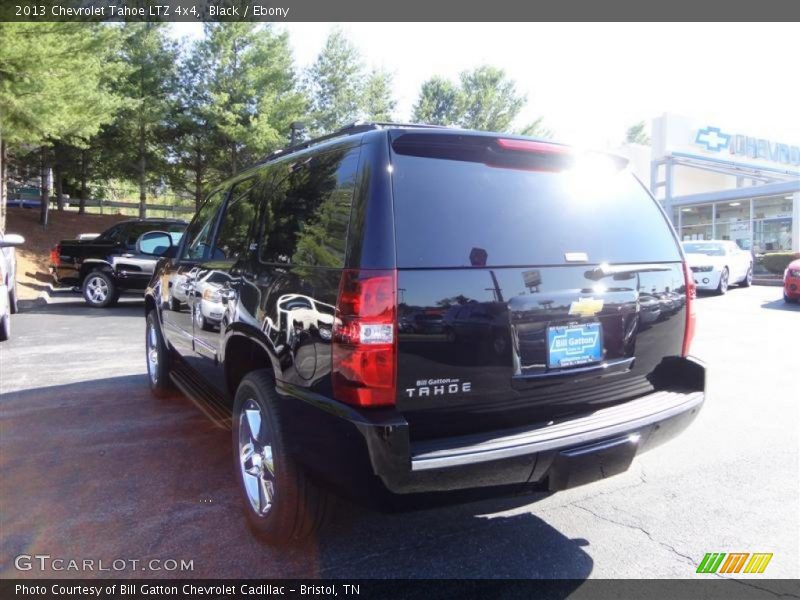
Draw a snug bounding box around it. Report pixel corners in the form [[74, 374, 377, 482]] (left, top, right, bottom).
[[194, 303, 212, 331], [786, 294, 798, 304], [232, 370, 330, 545], [0, 311, 9, 341], [145, 310, 174, 398], [9, 281, 19, 314], [83, 271, 119, 308], [716, 268, 729, 295], [740, 266, 753, 288]]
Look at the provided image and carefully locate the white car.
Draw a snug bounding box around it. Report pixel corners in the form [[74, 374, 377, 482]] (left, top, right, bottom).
[[682, 240, 753, 295], [193, 270, 232, 331], [0, 232, 25, 341]]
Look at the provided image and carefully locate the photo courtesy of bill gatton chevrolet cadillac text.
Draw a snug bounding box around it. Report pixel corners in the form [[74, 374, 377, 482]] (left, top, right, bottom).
[[143, 123, 706, 544]]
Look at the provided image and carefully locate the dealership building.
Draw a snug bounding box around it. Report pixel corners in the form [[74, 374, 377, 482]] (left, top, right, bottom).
[[619, 114, 800, 253]]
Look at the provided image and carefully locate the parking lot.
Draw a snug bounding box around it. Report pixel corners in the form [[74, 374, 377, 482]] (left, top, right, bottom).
[[0, 286, 798, 579]]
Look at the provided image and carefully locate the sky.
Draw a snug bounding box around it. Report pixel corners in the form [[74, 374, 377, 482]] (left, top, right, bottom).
[[169, 22, 800, 149]]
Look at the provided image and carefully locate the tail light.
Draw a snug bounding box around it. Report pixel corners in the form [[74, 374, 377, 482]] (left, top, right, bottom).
[[682, 261, 697, 357], [50, 244, 61, 266], [332, 269, 397, 407]]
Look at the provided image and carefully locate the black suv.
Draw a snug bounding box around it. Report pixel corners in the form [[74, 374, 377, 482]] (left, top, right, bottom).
[[144, 124, 705, 544], [50, 218, 187, 307]]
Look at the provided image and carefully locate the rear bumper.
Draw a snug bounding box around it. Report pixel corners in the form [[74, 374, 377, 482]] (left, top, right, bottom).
[[50, 265, 79, 287], [280, 357, 705, 499]]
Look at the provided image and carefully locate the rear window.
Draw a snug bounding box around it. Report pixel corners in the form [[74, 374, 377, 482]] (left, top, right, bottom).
[[390, 135, 681, 268]]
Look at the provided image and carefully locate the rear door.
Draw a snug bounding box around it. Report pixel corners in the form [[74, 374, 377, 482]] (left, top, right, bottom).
[[190, 177, 261, 396], [389, 132, 688, 441]]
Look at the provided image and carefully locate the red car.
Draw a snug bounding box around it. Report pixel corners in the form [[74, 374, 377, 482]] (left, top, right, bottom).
[[785, 258, 800, 303]]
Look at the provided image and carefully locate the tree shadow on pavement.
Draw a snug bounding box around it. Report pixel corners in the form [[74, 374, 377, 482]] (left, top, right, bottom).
[[0, 374, 593, 582]]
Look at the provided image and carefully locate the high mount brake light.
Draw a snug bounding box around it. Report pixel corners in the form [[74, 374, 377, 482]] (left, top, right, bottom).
[[496, 138, 573, 155], [682, 261, 697, 357], [332, 269, 397, 407]]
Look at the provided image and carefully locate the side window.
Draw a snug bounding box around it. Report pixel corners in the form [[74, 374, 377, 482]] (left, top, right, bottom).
[[259, 145, 360, 267], [214, 179, 258, 260], [180, 190, 226, 261], [100, 225, 123, 244], [125, 223, 156, 248]]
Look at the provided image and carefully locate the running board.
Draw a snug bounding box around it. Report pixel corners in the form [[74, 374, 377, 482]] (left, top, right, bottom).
[[170, 369, 232, 431]]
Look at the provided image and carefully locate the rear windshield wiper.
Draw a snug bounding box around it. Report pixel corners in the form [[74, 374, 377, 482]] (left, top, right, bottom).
[[584, 263, 673, 281]]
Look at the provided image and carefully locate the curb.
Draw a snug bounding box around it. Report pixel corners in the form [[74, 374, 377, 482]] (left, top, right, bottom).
[[17, 286, 80, 311], [753, 279, 784, 287]]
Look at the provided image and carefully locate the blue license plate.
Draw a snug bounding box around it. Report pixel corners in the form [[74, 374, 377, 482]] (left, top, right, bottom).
[[547, 322, 603, 368]]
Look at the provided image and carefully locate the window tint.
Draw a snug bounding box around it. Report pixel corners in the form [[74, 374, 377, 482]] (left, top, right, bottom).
[[259, 145, 360, 267], [215, 179, 258, 260], [391, 143, 681, 267], [98, 225, 122, 243], [180, 190, 226, 261]]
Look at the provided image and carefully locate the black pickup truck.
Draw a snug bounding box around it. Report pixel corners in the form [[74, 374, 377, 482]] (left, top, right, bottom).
[[50, 218, 187, 307]]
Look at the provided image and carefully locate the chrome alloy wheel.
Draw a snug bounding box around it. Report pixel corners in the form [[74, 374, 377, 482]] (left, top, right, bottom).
[[146, 321, 159, 385], [238, 399, 275, 516], [86, 275, 109, 304], [719, 269, 729, 293]]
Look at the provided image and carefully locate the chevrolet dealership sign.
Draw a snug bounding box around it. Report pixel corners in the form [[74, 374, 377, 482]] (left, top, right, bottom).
[[695, 126, 800, 166]]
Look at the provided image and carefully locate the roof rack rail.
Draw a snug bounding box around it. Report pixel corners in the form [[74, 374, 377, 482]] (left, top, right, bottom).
[[257, 122, 379, 165], [256, 121, 448, 166]]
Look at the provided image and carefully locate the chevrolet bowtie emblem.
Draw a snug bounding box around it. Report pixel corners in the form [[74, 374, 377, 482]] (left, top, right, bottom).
[[569, 297, 604, 317]]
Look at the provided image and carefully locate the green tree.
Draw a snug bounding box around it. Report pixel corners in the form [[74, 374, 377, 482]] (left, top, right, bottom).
[[101, 23, 178, 219], [305, 29, 364, 134], [362, 68, 396, 122], [411, 67, 548, 136], [458, 66, 525, 132], [199, 23, 306, 176], [625, 121, 651, 145], [0, 23, 125, 226], [411, 77, 462, 126], [517, 117, 554, 139], [164, 43, 224, 209]]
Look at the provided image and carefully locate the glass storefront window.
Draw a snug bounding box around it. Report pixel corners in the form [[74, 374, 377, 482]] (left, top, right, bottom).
[[715, 199, 751, 250], [679, 204, 713, 241], [752, 195, 793, 253]]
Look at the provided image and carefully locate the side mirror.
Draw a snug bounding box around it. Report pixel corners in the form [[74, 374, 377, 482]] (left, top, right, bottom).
[[0, 233, 25, 248], [136, 231, 173, 256]]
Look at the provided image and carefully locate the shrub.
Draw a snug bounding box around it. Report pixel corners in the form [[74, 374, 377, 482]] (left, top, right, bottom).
[[758, 252, 800, 275]]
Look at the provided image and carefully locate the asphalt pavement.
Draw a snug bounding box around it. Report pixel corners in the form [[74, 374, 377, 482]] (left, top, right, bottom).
[[0, 287, 798, 580]]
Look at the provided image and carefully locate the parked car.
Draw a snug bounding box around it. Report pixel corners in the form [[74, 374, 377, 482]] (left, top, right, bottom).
[[784, 258, 800, 303], [192, 269, 233, 330], [0, 232, 25, 341], [144, 123, 705, 544], [682, 240, 753, 295], [50, 218, 187, 307]]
